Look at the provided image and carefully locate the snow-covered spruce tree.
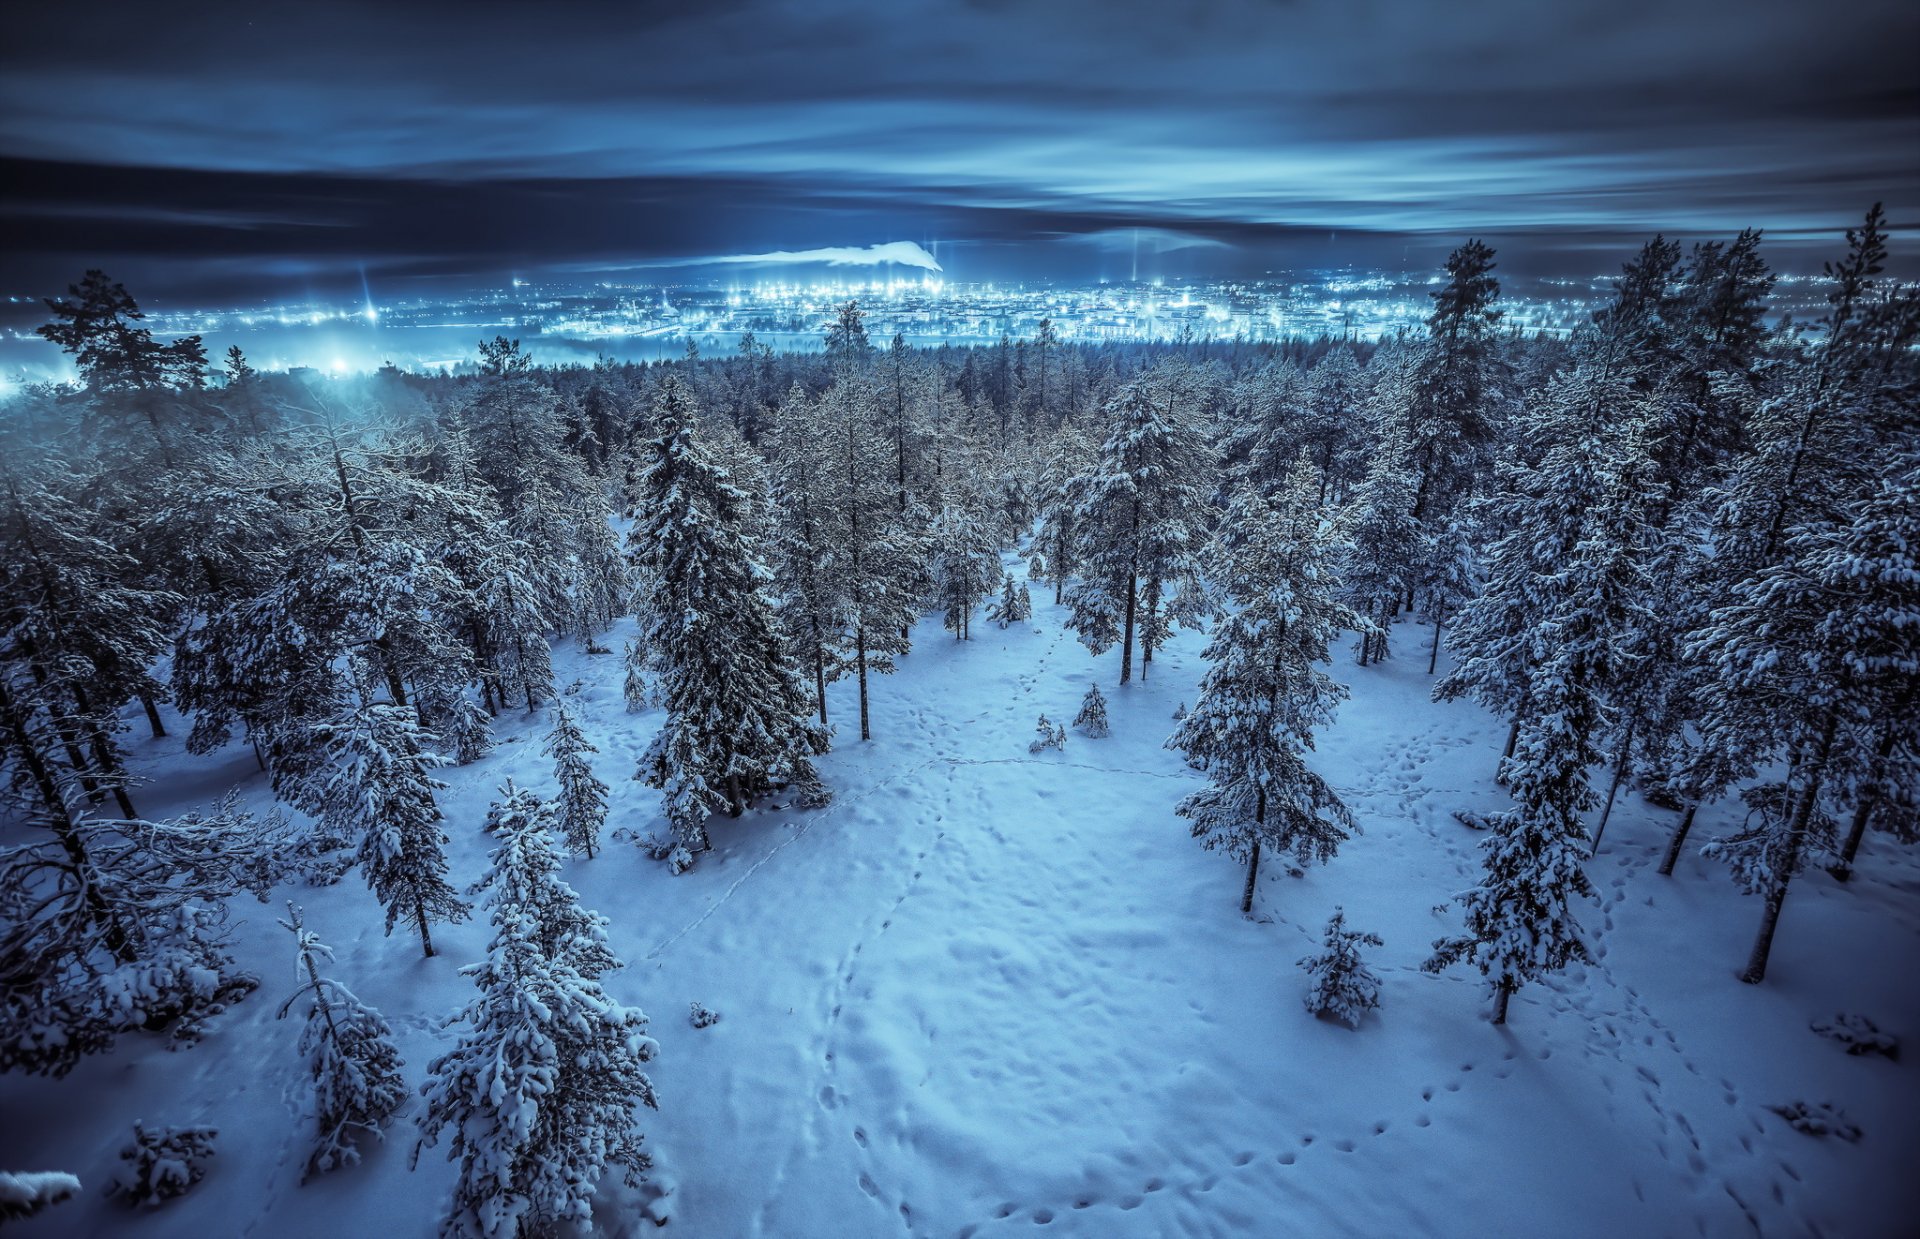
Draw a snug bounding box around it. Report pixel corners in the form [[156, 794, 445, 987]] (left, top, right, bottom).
[[481, 545, 555, 714], [1300, 909, 1383, 1028], [1391, 238, 1510, 536], [1690, 453, 1920, 982], [1418, 518, 1478, 676], [986, 575, 1033, 628], [1073, 683, 1110, 737], [767, 383, 849, 725], [543, 703, 608, 859], [931, 490, 1003, 640], [1028, 715, 1066, 754], [818, 374, 926, 740], [415, 812, 657, 1238], [629, 375, 829, 863], [0, 795, 285, 1077], [1303, 345, 1369, 503], [1424, 633, 1605, 1024], [1341, 434, 1422, 666], [1, 462, 181, 820], [471, 785, 619, 980], [287, 702, 468, 957], [1064, 366, 1213, 683], [275, 904, 405, 1180], [622, 638, 648, 713], [1169, 463, 1361, 914], [1215, 358, 1308, 499]]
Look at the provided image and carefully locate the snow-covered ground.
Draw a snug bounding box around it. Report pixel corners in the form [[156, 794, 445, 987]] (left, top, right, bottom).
[[4, 565, 1916, 1237]]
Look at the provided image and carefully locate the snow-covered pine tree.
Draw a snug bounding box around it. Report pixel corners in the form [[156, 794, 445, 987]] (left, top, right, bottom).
[[481, 544, 555, 714], [1300, 909, 1383, 1028], [767, 383, 849, 726], [1073, 683, 1110, 737], [622, 638, 648, 713], [1169, 463, 1361, 913], [1417, 518, 1478, 676], [931, 490, 1002, 640], [986, 575, 1033, 628], [629, 375, 829, 863], [1028, 715, 1066, 754], [289, 703, 468, 957], [415, 810, 657, 1238], [1064, 365, 1213, 683], [472, 785, 620, 979], [0, 796, 284, 1076], [1424, 641, 1602, 1023], [275, 904, 405, 1180], [819, 375, 926, 739], [542, 703, 608, 859], [1341, 434, 1422, 665], [1690, 451, 1920, 982]]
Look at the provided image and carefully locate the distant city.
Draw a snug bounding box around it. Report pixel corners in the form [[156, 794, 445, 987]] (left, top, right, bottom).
[[0, 267, 1852, 386]]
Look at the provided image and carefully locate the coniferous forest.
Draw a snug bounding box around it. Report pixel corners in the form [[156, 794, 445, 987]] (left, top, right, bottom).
[[1, 209, 1917, 1235]]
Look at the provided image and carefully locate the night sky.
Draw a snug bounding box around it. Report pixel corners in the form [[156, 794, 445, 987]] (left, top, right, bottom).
[[3, 0, 1914, 303]]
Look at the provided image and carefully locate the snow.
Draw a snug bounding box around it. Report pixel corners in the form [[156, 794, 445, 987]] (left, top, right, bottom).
[[4, 557, 1917, 1236]]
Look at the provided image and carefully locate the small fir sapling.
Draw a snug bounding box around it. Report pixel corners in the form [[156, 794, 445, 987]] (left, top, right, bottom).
[[689, 1002, 721, 1029], [1171, 701, 1187, 720], [1299, 909, 1384, 1028], [1074, 683, 1110, 737], [1028, 715, 1067, 753], [543, 704, 609, 858], [987, 576, 1033, 627], [106, 1124, 218, 1207], [276, 904, 407, 1180]]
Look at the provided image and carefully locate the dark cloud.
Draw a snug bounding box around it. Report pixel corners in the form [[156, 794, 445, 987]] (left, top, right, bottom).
[[2, 0, 1914, 300]]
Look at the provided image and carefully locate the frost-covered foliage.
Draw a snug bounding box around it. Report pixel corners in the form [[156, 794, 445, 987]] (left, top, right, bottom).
[[106, 1123, 217, 1207], [0, 1170, 80, 1221], [543, 703, 609, 859], [1028, 715, 1067, 754], [416, 809, 658, 1238], [437, 690, 496, 766], [276, 905, 406, 1180], [1073, 683, 1110, 738], [284, 702, 468, 957], [0, 797, 286, 1077], [1300, 909, 1384, 1028], [689, 1002, 722, 1029], [629, 376, 830, 862], [1170, 464, 1360, 912]]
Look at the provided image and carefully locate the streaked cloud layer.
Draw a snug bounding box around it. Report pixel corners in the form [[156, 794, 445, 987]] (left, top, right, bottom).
[[1, 0, 1912, 297]]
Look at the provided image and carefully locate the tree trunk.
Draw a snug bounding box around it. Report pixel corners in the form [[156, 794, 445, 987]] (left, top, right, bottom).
[[1590, 720, 1635, 856], [1657, 803, 1697, 876], [1119, 575, 1137, 685], [0, 679, 134, 961], [855, 628, 872, 741], [1428, 609, 1444, 676], [1740, 717, 1836, 984], [1830, 795, 1878, 884], [1830, 728, 1897, 882], [814, 653, 828, 727], [1240, 838, 1261, 915], [416, 902, 435, 959], [1490, 982, 1512, 1025], [139, 691, 167, 739]]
